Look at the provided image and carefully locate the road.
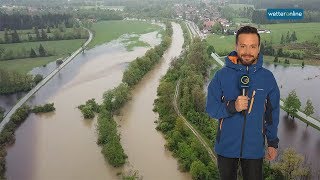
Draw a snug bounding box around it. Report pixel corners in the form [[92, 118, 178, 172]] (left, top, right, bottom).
[[0, 28, 93, 132]]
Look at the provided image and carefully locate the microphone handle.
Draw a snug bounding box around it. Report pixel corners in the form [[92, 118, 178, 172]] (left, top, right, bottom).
[[242, 88, 246, 115]]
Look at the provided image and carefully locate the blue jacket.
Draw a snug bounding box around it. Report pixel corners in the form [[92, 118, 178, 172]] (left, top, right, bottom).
[[206, 51, 280, 159]]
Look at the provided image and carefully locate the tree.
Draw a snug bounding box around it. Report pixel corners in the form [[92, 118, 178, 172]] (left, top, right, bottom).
[[58, 22, 66, 32], [4, 29, 10, 43], [274, 56, 279, 63], [41, 29, 48, 40], [304, 99, 314, 117], [46, 26, 51, 33], [302, 61, 305, 67], [290, 31, 297, 42], [190, 160, 209, 180], [285, 59, 290, 64], [286, 31, 290, 43], [277, 48, 283, 57], [52, 28, 62, 40], [11, 29, 20, 43], [0, 106, 5, 122], [27, 33, 33, 41], [280, 34, 284, 44], [30, 48, 37, 58], [38, 44, 46, 57], [211, 22, 223, 34], [260, 43, 265, 54], [206, 45, 215, 57], [283, 90, 301, 118], [0, 47, 5, 58], [34, 27, 40, 40], [33, 74, 43, 84], [272, 148, 310, 180]]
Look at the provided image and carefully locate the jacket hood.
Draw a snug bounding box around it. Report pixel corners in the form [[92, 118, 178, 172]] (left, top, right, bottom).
[[225, 51, 263, 74]]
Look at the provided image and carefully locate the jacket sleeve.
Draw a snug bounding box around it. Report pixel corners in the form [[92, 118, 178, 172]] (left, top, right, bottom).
[[206, 71, 237, 120], [266, 76, 280, 148]]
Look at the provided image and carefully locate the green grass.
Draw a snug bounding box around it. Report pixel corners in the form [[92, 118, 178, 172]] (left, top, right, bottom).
[[0, 39, 86, 56], [88, 20, 161, 49], [122, 36, 150, 51], [259, 23, 320, 44], [0, 39, 85, 73], [264, 55, 320, 66], [0, 56, 60, 74], [206, 34, 235, 55]]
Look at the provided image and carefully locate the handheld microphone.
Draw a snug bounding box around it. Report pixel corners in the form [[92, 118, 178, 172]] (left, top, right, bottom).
[[239, 74, 250, 95], [239, 74, 250, 115]]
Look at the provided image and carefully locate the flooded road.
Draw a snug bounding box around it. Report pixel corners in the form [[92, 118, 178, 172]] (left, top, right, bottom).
[[5, 30, 166, 180], [117, 22, 191, 180]]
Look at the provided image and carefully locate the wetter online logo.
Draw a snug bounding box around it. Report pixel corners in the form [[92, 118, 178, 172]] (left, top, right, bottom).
[[267, 9, 304, 20]]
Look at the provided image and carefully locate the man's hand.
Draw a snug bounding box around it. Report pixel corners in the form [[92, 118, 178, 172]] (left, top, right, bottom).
[[235, 96, 249, 112], [265, 147, 277, 161]]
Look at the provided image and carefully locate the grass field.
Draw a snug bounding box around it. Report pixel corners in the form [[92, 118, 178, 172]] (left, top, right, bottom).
[[264, 55, 320, 66], [0, 28, 83, 42], [206, 34, 235, 55], [0, 39, 86, 56], [259, 23, 320, 44], [0, 39, 85, 73], [0, 56, 59, 74], [88, 20, 162, 48]]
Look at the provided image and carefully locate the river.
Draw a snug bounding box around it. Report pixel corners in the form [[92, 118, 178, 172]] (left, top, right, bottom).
[[5, 27, 189, 180]]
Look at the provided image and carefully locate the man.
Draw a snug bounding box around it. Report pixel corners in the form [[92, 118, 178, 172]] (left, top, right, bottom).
[[206, 26, 280, 180]]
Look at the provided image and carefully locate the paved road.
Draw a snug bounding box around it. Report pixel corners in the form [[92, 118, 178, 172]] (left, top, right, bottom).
[[0, 28, 93, 132]]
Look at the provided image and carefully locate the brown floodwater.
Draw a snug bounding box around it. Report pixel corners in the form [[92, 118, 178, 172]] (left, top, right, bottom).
[[5, 29, 189, 180], [116, 22, 191, 180], [264, 63, 320, 177]]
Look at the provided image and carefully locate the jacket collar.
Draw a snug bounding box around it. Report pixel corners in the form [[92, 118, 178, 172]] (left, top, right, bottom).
[[225, 51, 263, 74]]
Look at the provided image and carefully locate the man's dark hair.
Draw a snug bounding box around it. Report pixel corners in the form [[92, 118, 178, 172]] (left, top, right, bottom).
[[236, 26, 260, 46]]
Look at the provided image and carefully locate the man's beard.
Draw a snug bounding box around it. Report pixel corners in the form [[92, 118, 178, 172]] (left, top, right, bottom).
[[238, 54, 258, 66]]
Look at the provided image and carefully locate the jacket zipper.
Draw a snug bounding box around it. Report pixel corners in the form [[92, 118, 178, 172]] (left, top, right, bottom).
[[240, 66, 249, 157]]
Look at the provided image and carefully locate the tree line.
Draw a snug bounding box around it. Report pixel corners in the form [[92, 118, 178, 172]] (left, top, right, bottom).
[[0, 106, 4, 123], [0, 25, 88, 45], [0, 12, 73, 31], [74, 9, 123, 21], [0, 69, 35, 95]]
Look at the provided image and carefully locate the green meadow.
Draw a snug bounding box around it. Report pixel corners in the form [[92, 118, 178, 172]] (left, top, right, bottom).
[[88, 20, 162, 48], [0, 39, 86, 74]]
